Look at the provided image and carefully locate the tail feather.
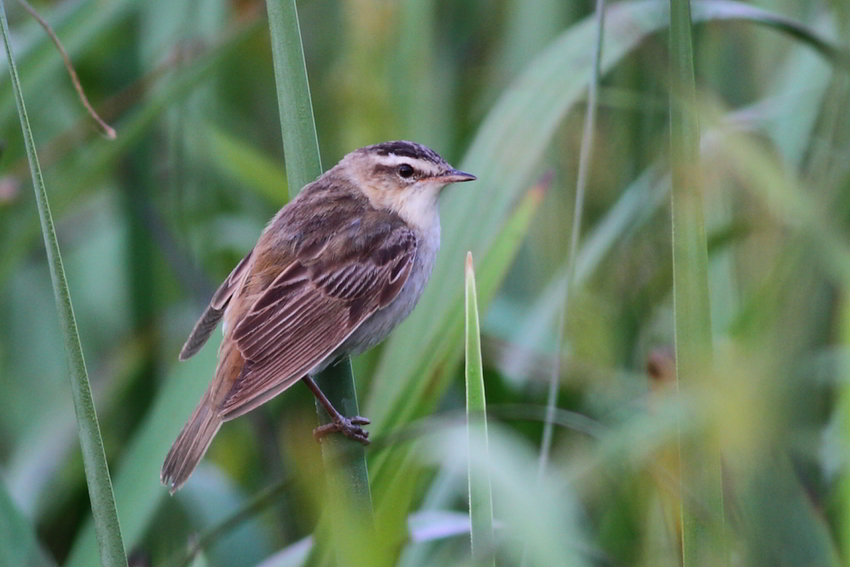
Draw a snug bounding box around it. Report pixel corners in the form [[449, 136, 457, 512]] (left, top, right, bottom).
[[161, 396, 222, 494]]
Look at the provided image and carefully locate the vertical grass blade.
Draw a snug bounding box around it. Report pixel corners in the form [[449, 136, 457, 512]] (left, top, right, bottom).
[[838, 291, 850, 567], [518, 2, 608, 563], [265, 0, 321, 193], [668, 0, 725, 565], [368, 183, 545, 567], [523, 6, 606, 566], [464, 253, 495, 566], [537, 0, 605, 490], [264, 0, 375, 560], [0, 2, 127, 567]]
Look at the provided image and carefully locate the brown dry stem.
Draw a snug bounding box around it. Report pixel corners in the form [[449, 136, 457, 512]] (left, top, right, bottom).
[[17, 0, 116, 139]]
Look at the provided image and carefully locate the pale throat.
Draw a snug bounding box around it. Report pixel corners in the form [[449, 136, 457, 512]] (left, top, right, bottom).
[[395, 185, 442, 231], [365, 183, 442, 232]]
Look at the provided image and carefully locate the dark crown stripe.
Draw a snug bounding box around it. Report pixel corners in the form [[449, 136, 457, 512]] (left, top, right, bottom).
[[366, 141, 443, 164]]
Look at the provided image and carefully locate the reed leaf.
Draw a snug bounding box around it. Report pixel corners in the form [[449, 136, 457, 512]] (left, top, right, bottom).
[[464, 253, 495, 566], [668, 0, 724, 564], [0, 2, 127, 567]]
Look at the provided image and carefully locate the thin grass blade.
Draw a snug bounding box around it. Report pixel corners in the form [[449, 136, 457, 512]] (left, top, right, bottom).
[[668, 0, 725, 564], [0, 2, 127, 566], [536, 0, 605, 494], [369, 181, 546, 564], [464, 253, 495, 565], [429, 424, 589, 567]]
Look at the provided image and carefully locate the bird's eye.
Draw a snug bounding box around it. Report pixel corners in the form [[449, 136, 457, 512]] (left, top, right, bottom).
[[397, 164, 414, 178]]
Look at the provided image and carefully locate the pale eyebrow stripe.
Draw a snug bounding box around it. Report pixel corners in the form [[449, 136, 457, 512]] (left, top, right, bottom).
[[374, 154, 441, 176]]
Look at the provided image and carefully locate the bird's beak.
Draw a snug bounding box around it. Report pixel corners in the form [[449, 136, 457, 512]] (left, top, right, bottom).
[[439, 168, 477, 183]]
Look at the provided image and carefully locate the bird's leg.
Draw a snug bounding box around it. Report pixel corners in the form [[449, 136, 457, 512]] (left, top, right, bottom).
[[302, 375, 370, 445]]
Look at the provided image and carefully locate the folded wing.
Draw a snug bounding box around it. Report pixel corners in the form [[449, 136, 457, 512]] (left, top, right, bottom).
[[220, 226, 417, 418]]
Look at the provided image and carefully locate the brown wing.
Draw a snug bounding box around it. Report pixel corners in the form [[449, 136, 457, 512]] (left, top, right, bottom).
[[179, 249, 254, 361], [219, 227, 417, 418]]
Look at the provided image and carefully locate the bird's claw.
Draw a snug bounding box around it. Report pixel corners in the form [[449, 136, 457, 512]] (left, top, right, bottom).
[[313, 415, 371, 445]]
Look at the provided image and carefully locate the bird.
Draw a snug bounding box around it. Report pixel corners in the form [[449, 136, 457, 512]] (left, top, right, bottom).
[[161, 140, 476, 493]]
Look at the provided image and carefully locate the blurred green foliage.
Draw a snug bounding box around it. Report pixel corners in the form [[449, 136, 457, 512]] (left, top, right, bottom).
[[0, 0, 849, 566]]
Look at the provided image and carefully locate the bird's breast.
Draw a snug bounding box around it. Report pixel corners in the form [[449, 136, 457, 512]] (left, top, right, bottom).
[[339, 220, 440, 358]]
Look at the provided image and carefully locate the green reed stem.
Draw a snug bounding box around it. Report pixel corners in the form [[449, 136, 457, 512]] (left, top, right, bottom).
[[265, 1, 375, 564], [0, 2, 127, 566]]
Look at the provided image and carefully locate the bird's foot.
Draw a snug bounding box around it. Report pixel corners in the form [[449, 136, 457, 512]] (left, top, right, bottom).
[[313, 415, 371, 445]]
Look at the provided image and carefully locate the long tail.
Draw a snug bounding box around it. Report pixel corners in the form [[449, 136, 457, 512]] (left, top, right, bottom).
[[161, 393, 222, 494]]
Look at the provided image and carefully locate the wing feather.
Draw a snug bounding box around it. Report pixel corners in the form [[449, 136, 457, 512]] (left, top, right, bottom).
[[179, 249, 254, 360], [219, 226, 417, 418]]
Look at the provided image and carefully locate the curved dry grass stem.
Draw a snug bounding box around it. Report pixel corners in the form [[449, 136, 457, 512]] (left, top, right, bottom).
[[17, 0, 116, 139]]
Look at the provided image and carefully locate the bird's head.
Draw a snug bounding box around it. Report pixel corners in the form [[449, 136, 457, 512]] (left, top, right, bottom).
[[334, 141, 476, 229]]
